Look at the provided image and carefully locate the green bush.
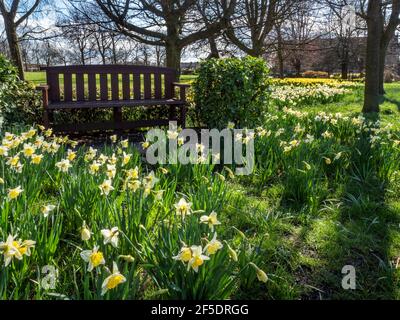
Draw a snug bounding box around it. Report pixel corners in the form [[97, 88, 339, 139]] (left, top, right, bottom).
[[193, 57, 270, 129], [0, 54, 42, 129]]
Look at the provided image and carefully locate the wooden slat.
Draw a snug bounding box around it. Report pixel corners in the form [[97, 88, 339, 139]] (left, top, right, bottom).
[[88, 73, 97, 101], [154, 73, 162, 99], [76, 73, 85, 101], [42, 65, 176, 74], [122, 74, 130, 100], [52, 119, 171, 133], [164, 73, 175, 99], [47, 72, 60, 102], [133, 74, 141, 100], [100, 74, 108, 101], [48, 99, 185, 110], [64, 73, 73, 102], [111, 73, 120, 100], [144, 73, 152, 99]]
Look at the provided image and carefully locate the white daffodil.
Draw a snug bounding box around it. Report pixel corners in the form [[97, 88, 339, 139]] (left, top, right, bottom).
[[41, 204, 56, 218], [200, 211, 221, 231], [80, 245, 105, 272], [101, 227, 120, 248]]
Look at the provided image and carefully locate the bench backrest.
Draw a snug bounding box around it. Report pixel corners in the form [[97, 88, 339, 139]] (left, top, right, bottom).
[[43, 65, 178, 103]]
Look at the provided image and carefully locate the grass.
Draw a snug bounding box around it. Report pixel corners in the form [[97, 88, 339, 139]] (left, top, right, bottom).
[[1, 79, 400, 300], [25, 72, 196, 86]]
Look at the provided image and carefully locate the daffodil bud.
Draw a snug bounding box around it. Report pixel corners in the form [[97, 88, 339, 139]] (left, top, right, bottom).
[[225, 242, 238, 262], [119, 255, 135, 263], [250, 263, 268, 283], [81, 222, 91, 241]]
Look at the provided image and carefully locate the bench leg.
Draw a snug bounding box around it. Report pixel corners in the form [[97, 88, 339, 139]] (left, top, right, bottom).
[[169, 105, 177, 122], [114, 107, 123, 133], [43, 109, 53, 128]]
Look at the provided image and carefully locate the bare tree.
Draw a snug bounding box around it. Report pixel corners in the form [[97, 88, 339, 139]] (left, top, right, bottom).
[[225, 0, 296, 57], [0, 0, 46, 79], [72, 0, 237, 74]]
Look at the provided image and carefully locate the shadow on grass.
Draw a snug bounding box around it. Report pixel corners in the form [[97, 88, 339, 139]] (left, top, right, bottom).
[[303, 113, 399, 299]]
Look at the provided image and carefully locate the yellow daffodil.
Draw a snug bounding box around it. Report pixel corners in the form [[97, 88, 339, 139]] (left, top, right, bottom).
[[23, 143, 36, 158], [122, 152, 131, 167], [200, 211, 221, 231], [125, 167, 139, 180], [174, 198, 192, 219], [204, 233, 223, 255], [89, 161, 101, 175], [187, 246, 209, 272], [31, 154, 43, 164], [41, 204, 56, 217], [173, 246, 192, 263], [99, 179, 114, 196], [101, 262, 126, 295], [8, 186, 23, 201], [101, 227, 120, 248], [80, 245, 105, 272], [142, 141, 150, 149], [67, 149, 77, 161]]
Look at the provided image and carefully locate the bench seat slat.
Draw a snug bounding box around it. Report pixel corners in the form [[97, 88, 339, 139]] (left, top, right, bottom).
[[48, 99, 185, 110]]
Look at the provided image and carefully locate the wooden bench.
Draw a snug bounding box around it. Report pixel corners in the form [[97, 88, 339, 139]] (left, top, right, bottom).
[[36, 65, 190, 132]]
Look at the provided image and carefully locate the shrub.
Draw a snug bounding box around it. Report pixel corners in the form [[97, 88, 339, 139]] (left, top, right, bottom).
[[0, 54, 42, 129], [193, 57, 270, 129]]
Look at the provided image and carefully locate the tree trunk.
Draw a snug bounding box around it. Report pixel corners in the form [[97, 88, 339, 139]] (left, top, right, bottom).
[[3, 14, 24, 80], [363, 0, 383, 113], [165, 41, 182, 75], [208, 36, 220, 59], [276, 26, 284, 79], [378, 44, 388, 95]]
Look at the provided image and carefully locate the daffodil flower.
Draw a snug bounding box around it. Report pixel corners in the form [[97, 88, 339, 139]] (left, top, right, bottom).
[[101, 227, 120, 248], [0, 235, 35, 267], [99, 179, 114, 196], [200, 211, 221, 231], [8, 186, 23, 201], [173, 246, 192, 263], [174, 198, 192, 219], [187, 246, 210, 272], [41, 204, 56, 218], [204, 233, 223, 255], [101, 262, 126, 295], [81, 221, 92, 241], [80, 245, 105, 272], [31, 154, 43, 165], [56, 159, 72, 173]]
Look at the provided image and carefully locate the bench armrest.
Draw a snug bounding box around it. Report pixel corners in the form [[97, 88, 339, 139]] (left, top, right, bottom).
[[36, 85, 50, 108], [173, 82, 190, 101], [36, 85, 50, 91], [173, 82, 191, 88]]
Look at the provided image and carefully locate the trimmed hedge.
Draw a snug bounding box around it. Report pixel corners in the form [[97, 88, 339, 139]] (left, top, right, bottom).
[[193, 57, 270, 129]]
